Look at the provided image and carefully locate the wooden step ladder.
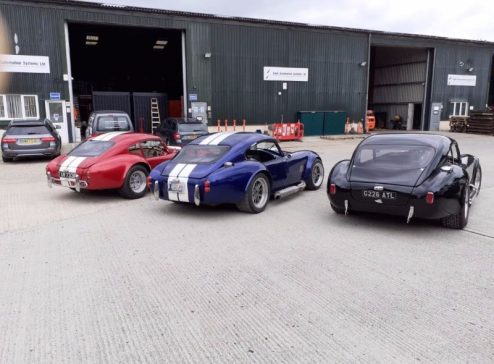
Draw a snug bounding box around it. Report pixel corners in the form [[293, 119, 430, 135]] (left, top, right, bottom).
[[150, 98, 161, 133]]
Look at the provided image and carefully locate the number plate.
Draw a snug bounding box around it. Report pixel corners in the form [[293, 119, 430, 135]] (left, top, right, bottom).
[[169, 180, 184, 192], [362, 190, 397, 199], [182, 134, 196, 140], [59, 171, 76, 179], [19, 138, 41, 145]]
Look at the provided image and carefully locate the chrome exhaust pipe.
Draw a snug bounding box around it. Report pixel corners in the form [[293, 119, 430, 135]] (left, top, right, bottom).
[[46, 172, 52, 188], [274, 181, 306, 200], [153, 180, 160, 200]]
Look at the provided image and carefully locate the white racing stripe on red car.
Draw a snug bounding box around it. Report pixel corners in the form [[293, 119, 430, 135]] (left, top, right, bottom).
[[58, 156, 87, 187], [92, 131, 127, 141], [167, 163, 197, 202]]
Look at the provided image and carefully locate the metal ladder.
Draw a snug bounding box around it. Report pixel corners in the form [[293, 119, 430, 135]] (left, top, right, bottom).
[[150, 98, 160, 133]]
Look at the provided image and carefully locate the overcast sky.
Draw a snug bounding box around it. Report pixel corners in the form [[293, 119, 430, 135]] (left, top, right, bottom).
[[80, 0, 493, 42]]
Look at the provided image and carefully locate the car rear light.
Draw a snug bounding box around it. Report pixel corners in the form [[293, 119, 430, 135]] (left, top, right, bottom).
[[146, 175, 152, 189], [204, 180, 211, 193], [329, 183, 336, 195], [2, 138, 16, 143], [173, 132, 181, 141], [41, 136, 55, 142], [426, 192, 434, 204]]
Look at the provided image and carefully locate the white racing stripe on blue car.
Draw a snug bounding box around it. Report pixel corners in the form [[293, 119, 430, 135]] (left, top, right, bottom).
[[199, 132, 237, 145], [167, 163, 197, 202]]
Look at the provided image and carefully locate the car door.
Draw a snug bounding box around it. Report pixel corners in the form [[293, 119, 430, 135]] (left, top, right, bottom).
[[140, 139, 172, 168], [278, 143, 307, 186], [254, 141, 287, 190]]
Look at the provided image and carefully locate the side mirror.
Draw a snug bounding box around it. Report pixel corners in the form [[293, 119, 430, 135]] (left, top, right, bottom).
[[55, 125, 62, 130], [224, 161, 234, 168]]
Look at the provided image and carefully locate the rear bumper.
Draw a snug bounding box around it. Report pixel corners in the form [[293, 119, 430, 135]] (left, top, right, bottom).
[[3, 147, 59, 158], [328, 190, 460, 220], [46, 172, 88, 192]]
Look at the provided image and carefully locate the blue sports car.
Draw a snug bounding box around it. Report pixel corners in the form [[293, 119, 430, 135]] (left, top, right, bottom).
[[149, 132, 324, 213]]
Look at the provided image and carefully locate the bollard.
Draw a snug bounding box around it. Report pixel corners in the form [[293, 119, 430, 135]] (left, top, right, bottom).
[[233, 119, 236, 131], [217, 119, 221, 132], [242, 119, 246, 132], [224, 119, 228, 132]]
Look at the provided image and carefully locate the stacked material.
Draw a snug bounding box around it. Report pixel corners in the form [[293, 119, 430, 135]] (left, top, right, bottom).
[[467, 111, 494, 135], [449, 116, 469, 133]]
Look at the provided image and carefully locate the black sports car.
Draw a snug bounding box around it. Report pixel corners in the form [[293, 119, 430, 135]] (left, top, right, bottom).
[[327, 133, 481, 229]]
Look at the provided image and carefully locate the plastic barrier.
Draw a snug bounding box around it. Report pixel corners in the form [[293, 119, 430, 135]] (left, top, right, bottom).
[[271, 121, 304, 141]]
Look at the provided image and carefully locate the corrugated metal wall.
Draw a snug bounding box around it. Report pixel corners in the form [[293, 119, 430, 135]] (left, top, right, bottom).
[[1, 0, 494, 133]]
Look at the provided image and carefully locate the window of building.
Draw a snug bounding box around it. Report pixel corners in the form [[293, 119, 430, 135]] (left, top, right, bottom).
[[450, 101, 469, 117], [0, 94, 40, 120]]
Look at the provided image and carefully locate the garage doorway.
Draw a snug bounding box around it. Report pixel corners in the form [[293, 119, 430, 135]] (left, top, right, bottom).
[[67, 23, 185, 133], [368, 46, 429, 130]]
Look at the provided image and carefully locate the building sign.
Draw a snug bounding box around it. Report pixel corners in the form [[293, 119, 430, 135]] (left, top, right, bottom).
[[49, 92, 61, 100], [189, 93, 198, 101], [447, 74, 476, 87], [0, 55, 50, 74], [263, 67, 309, 82]]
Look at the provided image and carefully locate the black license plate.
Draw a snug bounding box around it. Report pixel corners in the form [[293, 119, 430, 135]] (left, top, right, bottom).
[[59, 171, 76, 179], [362, 190, 397, 199]]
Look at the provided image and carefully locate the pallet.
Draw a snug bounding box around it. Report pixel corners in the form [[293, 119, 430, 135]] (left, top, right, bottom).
[[465, 111, 494, 135]]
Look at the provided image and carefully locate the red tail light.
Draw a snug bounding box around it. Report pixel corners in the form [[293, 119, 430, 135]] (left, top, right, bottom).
[[426, 192, 434, 204], [2, 138, 16, 143], [173, 132, 181, 141], [204, 180, 211, 193], [41, 136, 55, 142], [329, 183, 336, 195]]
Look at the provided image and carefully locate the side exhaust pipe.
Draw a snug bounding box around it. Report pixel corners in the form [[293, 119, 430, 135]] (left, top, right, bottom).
[[274, 181, 306, 200]]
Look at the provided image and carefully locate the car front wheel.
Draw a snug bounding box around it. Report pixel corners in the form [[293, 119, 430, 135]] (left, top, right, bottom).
[[306, 159, 324, 190], [237, 173, 271, 213], [119, 165, 148, 199]]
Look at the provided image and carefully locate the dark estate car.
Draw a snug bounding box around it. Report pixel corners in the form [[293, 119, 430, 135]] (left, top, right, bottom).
[[154, 117, 209, 146], [1, 119, 62, 162], [84, 110, 134, 139], [327, 133, 482, 229]]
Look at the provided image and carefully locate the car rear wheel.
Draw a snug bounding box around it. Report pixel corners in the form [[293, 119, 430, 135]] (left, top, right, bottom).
[[119, 165, 148, 199], [441, 186, 469, 229], [2, 155, 12, 163], [237, 173, 271, 213], [330, 202, 345, 214], [306, 159, 324, 190]]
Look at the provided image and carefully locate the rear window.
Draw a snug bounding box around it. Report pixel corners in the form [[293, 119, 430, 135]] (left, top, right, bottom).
[[173, 145, 229, 164], [95, 115, 131, 132], [6, 125, 49, 135], [354, 144, 435, 169], [69, 140, 115, 157], [178, 122, 208, 133]]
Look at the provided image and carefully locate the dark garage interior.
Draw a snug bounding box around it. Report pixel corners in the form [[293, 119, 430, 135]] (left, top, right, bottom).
[[368, 46, 429, 130], [68, 23, 184, 130]]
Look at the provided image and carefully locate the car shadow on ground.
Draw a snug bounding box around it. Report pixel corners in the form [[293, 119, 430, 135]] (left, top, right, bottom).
[[51, 188, 127, 203]]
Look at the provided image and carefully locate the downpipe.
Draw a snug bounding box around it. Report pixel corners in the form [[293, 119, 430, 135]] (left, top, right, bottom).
[[274, 181, 306, 200]]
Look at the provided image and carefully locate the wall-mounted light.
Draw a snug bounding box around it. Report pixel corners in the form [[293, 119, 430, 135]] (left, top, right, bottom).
[[467, 67, 474, 72], [359, 61, 367, 67], [204, 52, 212, 58]]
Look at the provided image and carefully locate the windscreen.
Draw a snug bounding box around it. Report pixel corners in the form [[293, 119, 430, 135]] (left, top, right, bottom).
[[68, 140, 115, 157], [6, 125, 49, 135], [173, 145, 229, 164], [96, 115, 131, 132], [351, 144, 436, 185], [178, 122, 208, 133]]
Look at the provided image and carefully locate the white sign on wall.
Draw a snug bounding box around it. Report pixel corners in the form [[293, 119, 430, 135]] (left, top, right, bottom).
[[447, 74, 476, 87], [264, 66, 309, 82], [0, 54, 51, 74]]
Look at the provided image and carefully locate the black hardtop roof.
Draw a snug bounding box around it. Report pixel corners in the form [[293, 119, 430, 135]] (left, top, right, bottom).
[[361, 133, 452, 150]]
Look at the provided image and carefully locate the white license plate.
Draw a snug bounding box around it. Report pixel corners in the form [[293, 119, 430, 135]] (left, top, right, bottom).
[[18, 138, 41, 145], [169, 180, 184, 192]]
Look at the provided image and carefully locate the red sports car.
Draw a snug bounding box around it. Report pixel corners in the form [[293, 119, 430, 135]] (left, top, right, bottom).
[[46, 132, 178, 198]]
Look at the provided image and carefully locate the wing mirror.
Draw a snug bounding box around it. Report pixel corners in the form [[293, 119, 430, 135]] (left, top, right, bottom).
[[440, 165, 453, 173], [224, 161, 234, 168], [55, 125, 62, 130]]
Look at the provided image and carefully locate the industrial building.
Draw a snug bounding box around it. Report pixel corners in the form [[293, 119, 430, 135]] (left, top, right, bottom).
[[1, 0, 493, 142]]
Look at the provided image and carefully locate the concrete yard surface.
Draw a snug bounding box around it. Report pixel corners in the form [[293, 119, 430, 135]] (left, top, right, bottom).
[[0, 133, 493, 363]]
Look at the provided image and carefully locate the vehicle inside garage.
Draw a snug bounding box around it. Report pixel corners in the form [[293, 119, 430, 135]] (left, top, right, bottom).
[[68, 23, 184, 132], [368, 46, 430, 130]]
